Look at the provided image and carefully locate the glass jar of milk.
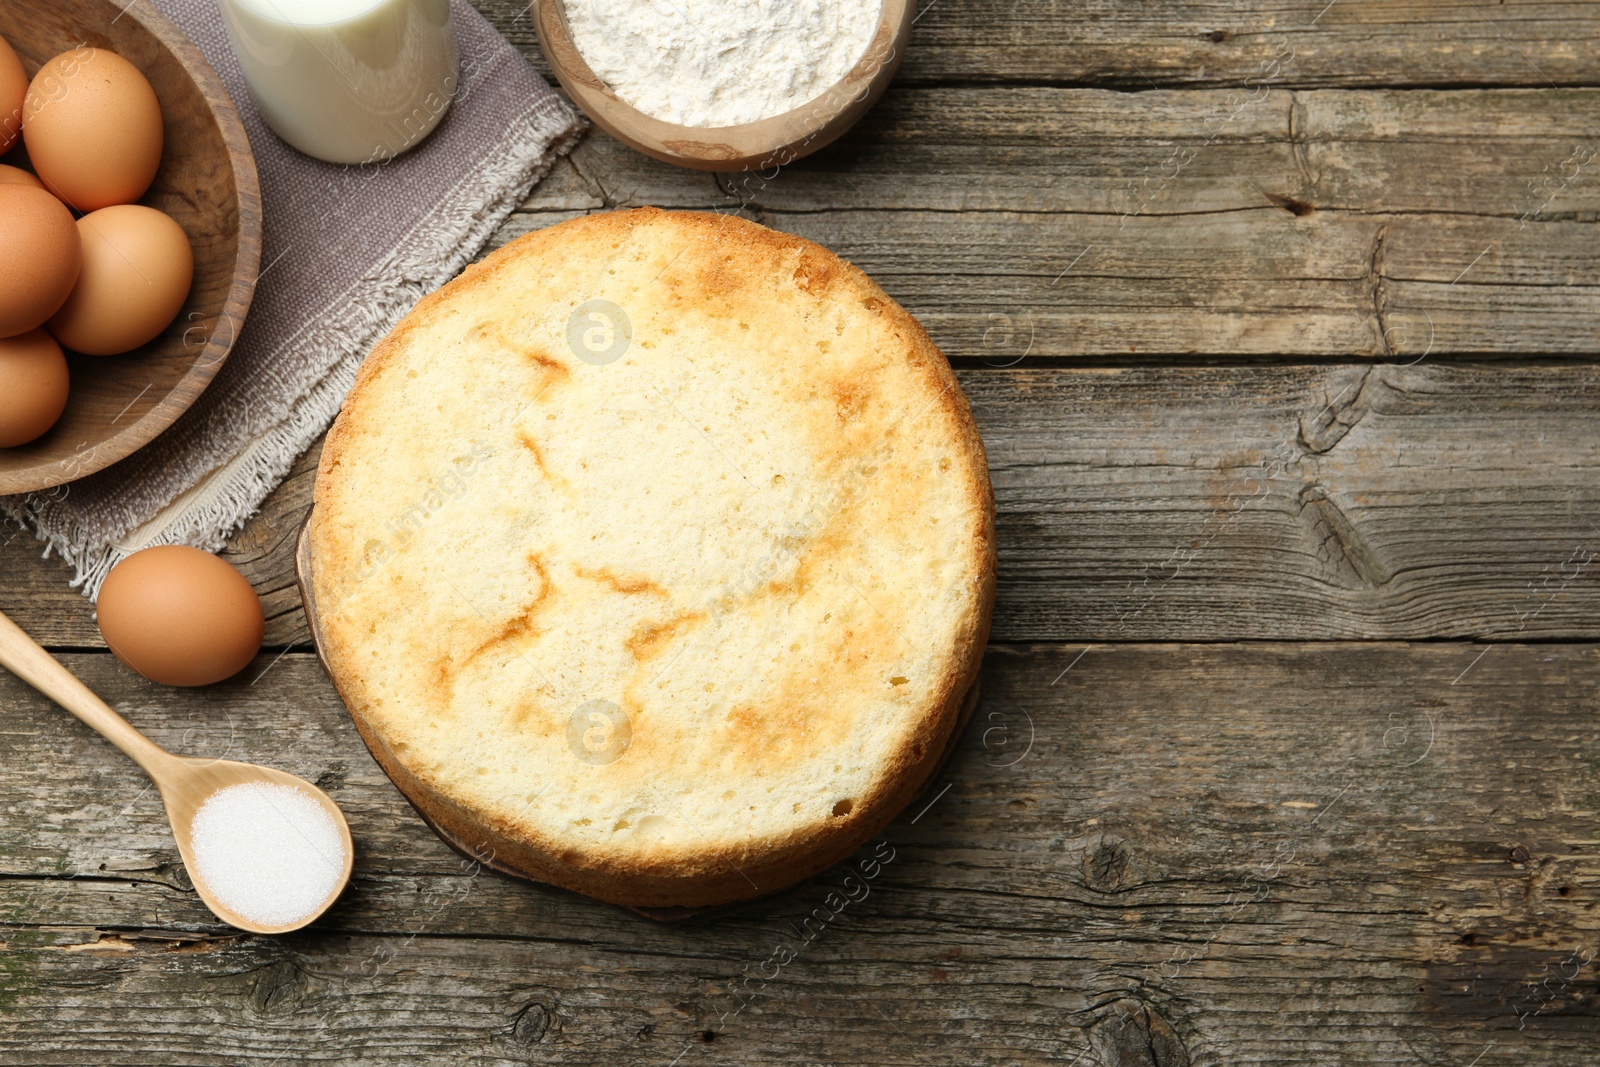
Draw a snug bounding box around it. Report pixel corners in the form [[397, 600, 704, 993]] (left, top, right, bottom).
[[218, 0, 460, 165]]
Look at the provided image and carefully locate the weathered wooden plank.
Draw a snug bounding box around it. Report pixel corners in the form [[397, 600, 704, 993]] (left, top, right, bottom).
[[0, 522, 96, 648], [2, 643, 1597, 1062], [891, 0, 1600, 89], [532, 87, 1600, 220], [5, 362, 1600, 645], [477, 0, 1600, 90], [504, 90, 1600, 358], [732, 207, 1600, 358]]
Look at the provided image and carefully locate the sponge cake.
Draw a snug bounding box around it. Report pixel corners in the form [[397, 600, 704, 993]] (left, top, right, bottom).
[[309, 208, 995, 908]]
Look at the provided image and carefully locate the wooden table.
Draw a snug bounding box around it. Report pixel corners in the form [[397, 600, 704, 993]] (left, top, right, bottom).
[[5, 2, 1599, 1062]]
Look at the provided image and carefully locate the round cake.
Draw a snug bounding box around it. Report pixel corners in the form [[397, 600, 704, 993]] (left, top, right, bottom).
[[309, 208, 994, 908]]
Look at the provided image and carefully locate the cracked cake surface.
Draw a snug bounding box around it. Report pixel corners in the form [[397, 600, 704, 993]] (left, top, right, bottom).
[[310, 208, 994, 908]]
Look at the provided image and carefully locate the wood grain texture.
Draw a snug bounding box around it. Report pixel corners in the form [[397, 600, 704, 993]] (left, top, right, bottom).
[[540, 86, 1600, 218], [0, 0, 261, 493], [898, 0, 1600, 89], [508, 86, 1600, 358], [9, 363, 1600, 646], [482, 0, 1600, 89], [0, 645, 1595, 1063]]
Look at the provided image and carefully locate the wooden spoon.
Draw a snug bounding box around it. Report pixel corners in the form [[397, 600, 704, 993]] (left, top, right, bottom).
[[0, 608, 353, 934]]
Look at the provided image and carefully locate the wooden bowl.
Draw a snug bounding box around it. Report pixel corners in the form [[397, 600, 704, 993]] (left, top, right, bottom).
[[535, 0, 911, 172], [0, 0, 261, 495]]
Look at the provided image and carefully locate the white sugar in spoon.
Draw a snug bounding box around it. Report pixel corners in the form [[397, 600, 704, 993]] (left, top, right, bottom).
[[0, 607, 352, 934]]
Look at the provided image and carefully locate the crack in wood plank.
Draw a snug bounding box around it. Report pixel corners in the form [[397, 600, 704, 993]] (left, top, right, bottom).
[[1288, 90, 1320, 190], [1367, 223, 1394, 356], [1298, 365, 1380, 455], [1299, 483, 1393, 590]]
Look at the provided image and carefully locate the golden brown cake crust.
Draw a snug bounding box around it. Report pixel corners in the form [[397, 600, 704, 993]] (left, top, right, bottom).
[[311, 208, 995, 908]]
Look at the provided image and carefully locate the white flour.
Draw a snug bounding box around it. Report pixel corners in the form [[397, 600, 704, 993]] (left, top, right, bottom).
[[565, 0, 883, 128]]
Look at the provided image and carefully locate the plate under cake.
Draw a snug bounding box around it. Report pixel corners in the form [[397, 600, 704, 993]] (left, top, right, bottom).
[[308, 208, 995, 909]]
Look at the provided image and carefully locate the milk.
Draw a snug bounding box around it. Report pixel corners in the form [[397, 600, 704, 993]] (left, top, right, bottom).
[[218, 0, 459, 164]]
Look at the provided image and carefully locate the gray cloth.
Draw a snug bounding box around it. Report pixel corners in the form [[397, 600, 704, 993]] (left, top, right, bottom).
[[5, 0, 584, 594]]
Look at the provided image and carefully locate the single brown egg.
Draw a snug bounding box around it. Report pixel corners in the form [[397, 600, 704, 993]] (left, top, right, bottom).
[[0, 185, 82, 338], [0, 34, 25, 155], [22, 47, 163, 212], [0, 164, 45, 189], [97, 546, 265, 687], [0, 329, 70, 447], [48, 205, 193, 355]]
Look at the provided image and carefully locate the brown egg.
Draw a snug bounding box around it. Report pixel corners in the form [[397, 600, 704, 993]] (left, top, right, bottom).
[[0, 185, 82, 338], [0, 34, 25, 155], [22, 47, 163, 212], [48, 205, 193, 355], [0, 164, 45, 189], [0, 329, 69, 447], [97, 546, 264, 687]]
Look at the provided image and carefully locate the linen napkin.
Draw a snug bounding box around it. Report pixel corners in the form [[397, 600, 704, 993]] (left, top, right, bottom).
[[3, 0, 584, 594]]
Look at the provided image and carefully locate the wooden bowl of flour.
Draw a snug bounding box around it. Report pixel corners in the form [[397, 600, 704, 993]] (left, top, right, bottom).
[[535, 0, 911, 172]]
